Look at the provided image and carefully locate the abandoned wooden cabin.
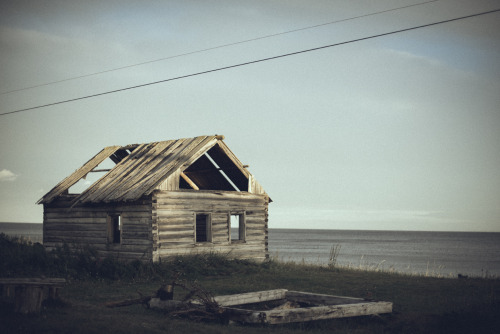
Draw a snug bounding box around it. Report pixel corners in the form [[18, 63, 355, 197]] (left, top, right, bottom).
[[37, 135, 271, 262]]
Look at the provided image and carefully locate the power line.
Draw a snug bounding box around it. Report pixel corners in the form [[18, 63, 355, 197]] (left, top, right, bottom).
[[0, 0, 438, 96], [1, 8, 498, 117]]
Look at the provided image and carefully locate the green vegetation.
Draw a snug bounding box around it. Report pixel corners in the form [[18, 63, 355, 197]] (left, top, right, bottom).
[[1, 233, 499, 333]]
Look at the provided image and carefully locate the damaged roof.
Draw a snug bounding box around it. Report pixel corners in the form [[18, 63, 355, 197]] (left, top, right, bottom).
[[37, 135, 268, 206]]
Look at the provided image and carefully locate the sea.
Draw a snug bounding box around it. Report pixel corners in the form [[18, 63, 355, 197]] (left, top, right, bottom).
[[1, 223, 499, 278]]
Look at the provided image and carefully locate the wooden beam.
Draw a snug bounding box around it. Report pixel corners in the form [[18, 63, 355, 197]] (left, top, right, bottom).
[[180, 172, 199, 190], [212, 289, 288, 306]]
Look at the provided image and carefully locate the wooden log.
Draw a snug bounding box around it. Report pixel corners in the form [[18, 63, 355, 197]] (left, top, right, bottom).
[[126, 137, 217, 200], [154, 190, 266, 201], [260, 301, 393, 324], [286, 291, 365, 305], [212, 289, 288, 307], [217, 290, 392, 325], [0, 278, 66, 285], [180, 172, 199, 190]]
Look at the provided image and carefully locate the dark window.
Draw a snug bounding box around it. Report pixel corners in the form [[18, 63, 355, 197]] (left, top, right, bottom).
[[230, 213, 245, 242], [107, 214, 121, 244], [196, 214, 211, 243]]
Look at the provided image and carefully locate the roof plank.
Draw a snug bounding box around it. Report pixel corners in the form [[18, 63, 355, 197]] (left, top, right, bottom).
[[124, 136, 218, 200], [37, 146, 120, 204], [39, 135, 269, 205], [71, 143, 152, 205]]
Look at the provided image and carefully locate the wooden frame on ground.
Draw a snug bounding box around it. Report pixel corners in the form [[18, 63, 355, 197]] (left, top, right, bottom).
[[215, 289, 392, 325]]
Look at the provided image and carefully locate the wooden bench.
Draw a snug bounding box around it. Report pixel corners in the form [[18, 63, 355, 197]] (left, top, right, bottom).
[[0, 278, 66, 314]]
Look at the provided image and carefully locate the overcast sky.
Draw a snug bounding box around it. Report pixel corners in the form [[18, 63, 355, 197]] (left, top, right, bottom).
[[1, 0, 499, 232]]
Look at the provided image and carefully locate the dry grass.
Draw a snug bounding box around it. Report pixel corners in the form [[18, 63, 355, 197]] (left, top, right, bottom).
[[1, 234, 499, 333]]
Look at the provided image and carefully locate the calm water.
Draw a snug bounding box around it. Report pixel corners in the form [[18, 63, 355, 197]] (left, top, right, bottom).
[[1, 223, 499, 277], [269, 229, 500, 277], [0, 222, 43, 243]]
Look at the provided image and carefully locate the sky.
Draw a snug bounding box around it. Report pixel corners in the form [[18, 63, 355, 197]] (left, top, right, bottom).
[[0, 0, 499, 232]]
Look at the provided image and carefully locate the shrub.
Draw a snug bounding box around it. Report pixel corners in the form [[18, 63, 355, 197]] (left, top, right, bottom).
[[0, 233, 268, 282]]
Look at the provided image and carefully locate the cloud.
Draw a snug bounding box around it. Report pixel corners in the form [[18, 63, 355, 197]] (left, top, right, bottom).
[[0, 169, 18, 182]]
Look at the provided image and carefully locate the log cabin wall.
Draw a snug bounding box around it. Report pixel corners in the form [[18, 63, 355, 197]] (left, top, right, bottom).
[[43, 195, 153, 261], [152, 190, 269, 262]]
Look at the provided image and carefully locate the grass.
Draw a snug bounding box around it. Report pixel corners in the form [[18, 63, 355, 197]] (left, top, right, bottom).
[[1, 233, 499, 333]]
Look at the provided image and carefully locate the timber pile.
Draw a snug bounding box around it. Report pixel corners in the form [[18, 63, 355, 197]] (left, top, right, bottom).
[[106, 279, 226, 322], [106, 281, 393, 325]]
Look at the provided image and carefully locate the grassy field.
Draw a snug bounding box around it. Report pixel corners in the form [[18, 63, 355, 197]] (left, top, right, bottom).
[[1, 234, 499, 333]]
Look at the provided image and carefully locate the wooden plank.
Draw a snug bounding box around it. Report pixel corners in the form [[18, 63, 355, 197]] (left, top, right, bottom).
[[45, 242, 152, 255], [44, 223, 105, 231], [0, 278, 66, 286], [120, 239, 152, 246], [41, 230, 106, 238], [157, 242, 265, 254], [123, 224, 152, 232], [212, 289, 287, 307], [180, 172, 199, 190], [153, 197, 266, 207], [155, 215, 194, 224], [285, 291, 365, 305], [158, 225, 193, 233], [122, 232, 151, 239], [225, 301, 392, 324], [93, 143, 167, 201], [44, 217, 106, 224], [43, 236, 108, 244], [123, 136, 215, 201], [46, 204, 153, 213], [44, 220, 151, 230], [269, 301, 392, 324], [159, 236, 194, 244], [94, 141, 179, 203], [155, 205, 266, 214], [127, 138, 203, 198], [158, 230, 194, 238], [73, 143, 153, 204], [37, 146, 121, 204], [154, 190, 266, 201], [156, 170, 180, 191], [154, 198, 266, 208]]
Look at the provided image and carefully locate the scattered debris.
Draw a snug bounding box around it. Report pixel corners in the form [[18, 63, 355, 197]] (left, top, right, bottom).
[[212, 289, 393, 324], [105, 278, 392, 325]]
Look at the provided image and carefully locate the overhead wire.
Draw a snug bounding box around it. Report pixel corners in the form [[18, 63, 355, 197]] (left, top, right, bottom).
[[0, 0, 438, 96], [1, 8, 499, 117]]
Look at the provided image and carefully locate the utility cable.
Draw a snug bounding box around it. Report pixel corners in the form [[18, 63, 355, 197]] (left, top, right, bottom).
[[1, 8, 498, 117], [0, 0, 438, 95]]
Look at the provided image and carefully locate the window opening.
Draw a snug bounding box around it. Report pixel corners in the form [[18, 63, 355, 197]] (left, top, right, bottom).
[[231, 213, 245, 242], [107, 214, 121, 244], [196, 214, 211, 243]]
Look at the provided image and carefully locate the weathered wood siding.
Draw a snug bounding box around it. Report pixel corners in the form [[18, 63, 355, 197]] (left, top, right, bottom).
[[43, 196, 153, 261], [152, 190, 269, 262]]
